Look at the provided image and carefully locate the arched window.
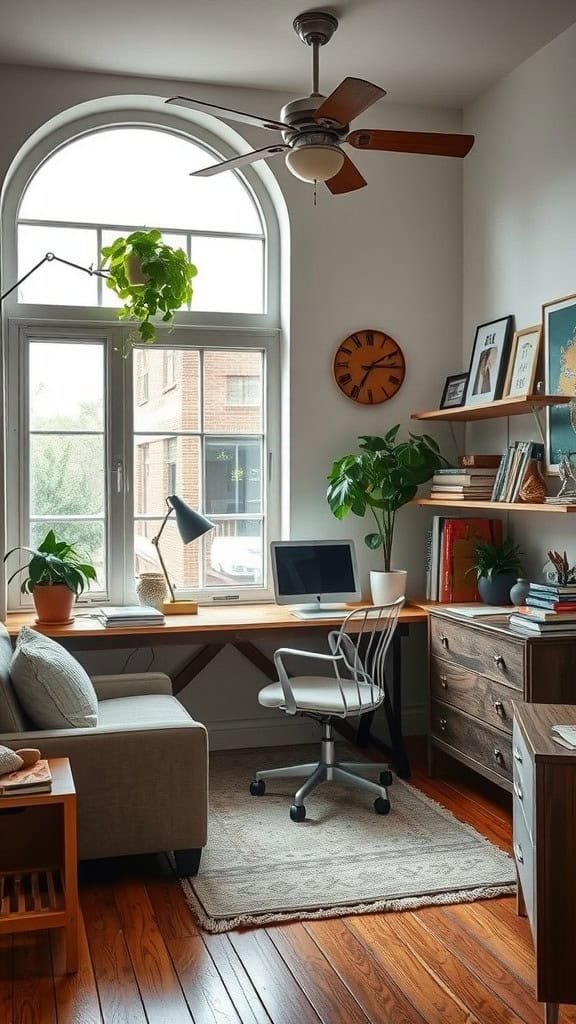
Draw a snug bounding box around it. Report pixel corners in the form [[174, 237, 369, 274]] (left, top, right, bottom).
[[5, 120, 281, 607]]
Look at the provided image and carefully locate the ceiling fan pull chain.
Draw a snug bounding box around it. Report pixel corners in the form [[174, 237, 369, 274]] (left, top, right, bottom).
[[313, 180, 318, 207]]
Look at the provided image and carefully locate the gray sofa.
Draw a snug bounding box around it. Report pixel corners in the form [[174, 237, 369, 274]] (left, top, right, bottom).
[[0, 624, 208, 876]]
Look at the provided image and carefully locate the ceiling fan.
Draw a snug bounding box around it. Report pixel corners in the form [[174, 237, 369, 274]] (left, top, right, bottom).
[[166, 10, 474, 195]]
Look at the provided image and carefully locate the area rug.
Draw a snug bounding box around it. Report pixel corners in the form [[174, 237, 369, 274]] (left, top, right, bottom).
[[181, 744, 515, 932]]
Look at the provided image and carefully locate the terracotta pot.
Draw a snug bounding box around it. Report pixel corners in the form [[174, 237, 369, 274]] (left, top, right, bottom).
[[32, 584, 75, 625]]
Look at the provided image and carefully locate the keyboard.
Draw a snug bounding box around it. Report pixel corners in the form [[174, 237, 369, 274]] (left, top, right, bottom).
[[290, 608, 350, 620]]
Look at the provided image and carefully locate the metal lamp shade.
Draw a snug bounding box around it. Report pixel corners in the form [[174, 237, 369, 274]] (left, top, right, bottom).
[[168, 495, 214, 544]]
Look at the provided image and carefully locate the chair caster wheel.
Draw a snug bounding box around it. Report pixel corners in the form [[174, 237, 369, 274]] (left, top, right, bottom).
[[250, 780, 265, 796], [374, 797, 391, 815], [379, 770, 393, 786], [290, 804, 306, 822]]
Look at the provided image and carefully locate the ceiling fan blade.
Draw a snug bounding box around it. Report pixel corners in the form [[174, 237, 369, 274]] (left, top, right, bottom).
[[325, 154, 367, 195], [167, 96, 288, 133], [347, 129, 475, 158], [315, 78, 386, 126], [190, 145, 288, 178]]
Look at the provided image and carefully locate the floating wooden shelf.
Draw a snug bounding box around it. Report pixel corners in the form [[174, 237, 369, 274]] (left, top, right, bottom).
[[411, 395, 571, 423], [417, 498, 576, 514]]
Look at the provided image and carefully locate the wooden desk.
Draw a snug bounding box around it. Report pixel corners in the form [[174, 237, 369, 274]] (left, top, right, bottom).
[[6, 603, 427, 778]]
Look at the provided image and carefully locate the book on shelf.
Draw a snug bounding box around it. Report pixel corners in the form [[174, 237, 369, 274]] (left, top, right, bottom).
[[530, 582, 576, 595], [491, 441, 544, 503], [458, 454, 502, 468], [509, 612, 576, 634], [526, 596, 576, 611], [425, 516, 502, 602], [0, 759, 52, 797], [432, 469, 498, 483], [97, 605, 165, 627], [545, 496, 576, 505], [429, 493, 494, 502]]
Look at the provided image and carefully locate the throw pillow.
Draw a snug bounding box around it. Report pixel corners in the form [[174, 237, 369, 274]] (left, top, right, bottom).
[[0, 745, 23, 775], [0, 623, 25, 732], [11, 627, 98, 730]]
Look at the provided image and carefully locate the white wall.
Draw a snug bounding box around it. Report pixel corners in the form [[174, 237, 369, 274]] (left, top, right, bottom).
[[463, 22, 576, 577], [0, 63, 463, 744]]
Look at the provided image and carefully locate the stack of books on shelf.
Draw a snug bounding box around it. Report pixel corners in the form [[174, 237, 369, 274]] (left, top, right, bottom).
[[509, 581, 576, 635], [428, 454, 500, 503], [97, 605, 165, 628], [491, 441, 544, 502], [426, 515, 502, 601]]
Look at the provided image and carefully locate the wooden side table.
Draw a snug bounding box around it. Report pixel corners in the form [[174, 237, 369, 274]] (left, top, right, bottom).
[[0, 757, 78, 972]]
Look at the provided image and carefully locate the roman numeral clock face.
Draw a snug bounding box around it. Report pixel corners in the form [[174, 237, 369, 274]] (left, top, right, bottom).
[[333, 330, 406, 404]]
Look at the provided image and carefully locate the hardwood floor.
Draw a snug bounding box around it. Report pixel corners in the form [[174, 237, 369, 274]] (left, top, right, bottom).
[[2, 740, 570, 1024]]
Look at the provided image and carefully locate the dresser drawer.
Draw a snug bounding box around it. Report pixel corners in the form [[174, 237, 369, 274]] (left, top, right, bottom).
[[430, 657, 517, 734], [430, 615, 524, 690], [513, 791, 535, 933], [512, 719, 535, 841], [431, 699, 513, 783]]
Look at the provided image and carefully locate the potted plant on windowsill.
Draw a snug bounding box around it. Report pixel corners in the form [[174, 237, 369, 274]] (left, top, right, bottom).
[[470, 537, 524, 605], [327, 428, 447, 604], [100, 229, 198, 355], [3, 530, 97, 625]]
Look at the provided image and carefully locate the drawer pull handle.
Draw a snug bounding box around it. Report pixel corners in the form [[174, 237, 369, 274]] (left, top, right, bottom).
[[513, 746, 523, 764], [440, 675, 448, 688], [439, 633, 449, 649], [493, 748, 504, 764], [493, 699, 505, 716], [513, 780, 523, 800], [493, 654, 505, 669], [514, 842, 524, 865], [439, 718, 447, 732]]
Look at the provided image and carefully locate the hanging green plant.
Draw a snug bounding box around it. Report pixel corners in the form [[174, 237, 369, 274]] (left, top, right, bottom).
[[100, 229, 198, 354]]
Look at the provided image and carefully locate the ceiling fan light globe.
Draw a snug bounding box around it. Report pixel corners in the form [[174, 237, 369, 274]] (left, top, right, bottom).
[[285, 145, 344, 183]]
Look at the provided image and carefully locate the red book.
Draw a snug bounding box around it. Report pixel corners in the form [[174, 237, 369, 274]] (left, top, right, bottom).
[[440, 518, 502, 602]]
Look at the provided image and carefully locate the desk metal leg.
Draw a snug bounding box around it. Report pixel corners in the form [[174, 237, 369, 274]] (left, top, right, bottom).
[[356, 627, 411, 779], [170, 639, 277, 696]]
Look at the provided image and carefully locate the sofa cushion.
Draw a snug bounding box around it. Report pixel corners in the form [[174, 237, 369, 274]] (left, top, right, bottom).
[[97, 694, 192, 730], [0, 623, 25, 733], [11, 627, 98, 730]]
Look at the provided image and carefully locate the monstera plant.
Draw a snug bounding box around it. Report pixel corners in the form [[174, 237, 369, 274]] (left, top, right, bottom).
[[327, 428, 446, 602]]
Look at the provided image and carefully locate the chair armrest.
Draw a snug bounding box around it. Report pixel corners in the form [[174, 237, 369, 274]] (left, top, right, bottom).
[[273, 648, 344, 715], [90, 673, 172, 700]]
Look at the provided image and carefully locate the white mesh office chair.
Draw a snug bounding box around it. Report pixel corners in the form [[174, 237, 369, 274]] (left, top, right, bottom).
[[249, 599, 404, 821]]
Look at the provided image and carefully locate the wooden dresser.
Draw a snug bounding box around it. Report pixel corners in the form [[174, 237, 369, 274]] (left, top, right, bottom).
[[428, 608, 576, 791], [513, 703, 576, 1024]]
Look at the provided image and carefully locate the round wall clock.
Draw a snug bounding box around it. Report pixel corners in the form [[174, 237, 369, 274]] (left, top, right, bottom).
[[333, 329, 406, 405]]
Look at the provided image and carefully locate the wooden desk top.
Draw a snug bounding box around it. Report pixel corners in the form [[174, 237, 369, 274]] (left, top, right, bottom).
[[5, 601, 428, 640]]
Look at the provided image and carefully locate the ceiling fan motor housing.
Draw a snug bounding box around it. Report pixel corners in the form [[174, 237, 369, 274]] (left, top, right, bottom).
[[280, 96, 348, 146], [292, 11, 339, 48]]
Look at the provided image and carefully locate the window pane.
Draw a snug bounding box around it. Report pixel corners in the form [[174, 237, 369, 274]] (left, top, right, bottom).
[[30, 435, 105, 516], [191, 237, 264, 313], [30, 520, 106, 591], [133, 436, 201, 516], [134, 349, 200, 431], [205, 518, 263, 587], [29, 342, 104, 430], [18, 225, 98, 305], [204, 351, 263, 433], [205, 439, 262, 516], [20, 128, 262, 233], [135, 518, 200, 590]]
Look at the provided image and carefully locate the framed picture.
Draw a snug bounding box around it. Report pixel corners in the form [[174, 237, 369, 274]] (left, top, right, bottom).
[[440, 372, 468, 409], [503, 325, 541, 398], [543, 292, 576, 474], [464, 315, 514, 406]]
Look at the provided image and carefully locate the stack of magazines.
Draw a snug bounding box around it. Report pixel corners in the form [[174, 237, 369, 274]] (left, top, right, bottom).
[[509, 582, 576, 635], [97, 605, 165, 628]]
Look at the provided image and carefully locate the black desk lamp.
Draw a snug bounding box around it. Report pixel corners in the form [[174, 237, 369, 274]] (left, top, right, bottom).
[[151, 495, 214, 614]]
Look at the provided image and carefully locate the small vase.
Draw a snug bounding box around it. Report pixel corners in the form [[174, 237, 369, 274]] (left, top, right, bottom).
[[510, 578, 530, 606], [136, 573, 167, 610], [369, 570, 407, 605], [519, 460, 547, 503], [477, 574, 516, 606]]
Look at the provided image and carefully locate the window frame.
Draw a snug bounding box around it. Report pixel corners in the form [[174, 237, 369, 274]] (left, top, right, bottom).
[[2, 108, 283, 611]]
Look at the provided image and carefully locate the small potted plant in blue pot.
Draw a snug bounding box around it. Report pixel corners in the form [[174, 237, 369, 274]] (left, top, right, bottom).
[[471, 537, 524, 605]]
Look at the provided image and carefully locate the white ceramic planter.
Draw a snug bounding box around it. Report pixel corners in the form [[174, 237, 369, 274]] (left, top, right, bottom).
[[370, 570, 407, 605]]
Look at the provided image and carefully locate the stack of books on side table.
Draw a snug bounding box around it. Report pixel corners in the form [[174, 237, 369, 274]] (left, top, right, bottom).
[[429, 466, 498, 502], [97, 605, 166, 628], [509, 581, 576, 636], [0, 759, 52, 797]]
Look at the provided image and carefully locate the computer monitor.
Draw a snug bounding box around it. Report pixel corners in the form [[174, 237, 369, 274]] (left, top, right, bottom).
[[271, 540, 361, 618]]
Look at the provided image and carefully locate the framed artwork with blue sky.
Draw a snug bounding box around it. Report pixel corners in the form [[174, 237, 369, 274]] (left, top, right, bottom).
[[543, 293, 576, 474]]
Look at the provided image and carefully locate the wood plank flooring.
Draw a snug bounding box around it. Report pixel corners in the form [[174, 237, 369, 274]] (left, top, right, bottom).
[[1, 741, 568, 1023]]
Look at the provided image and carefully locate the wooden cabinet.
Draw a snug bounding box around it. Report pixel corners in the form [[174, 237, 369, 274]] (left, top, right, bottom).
[[428, 609, 576, 791], [513, 703, 576, 1023]]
